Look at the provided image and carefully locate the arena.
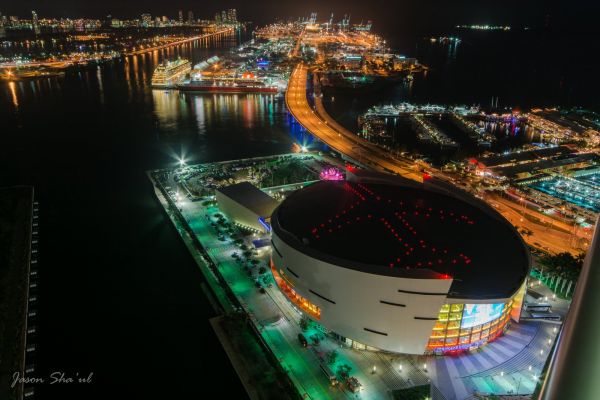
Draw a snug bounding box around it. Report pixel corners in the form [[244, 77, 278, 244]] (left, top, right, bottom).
[[270, 174, 530, 355]]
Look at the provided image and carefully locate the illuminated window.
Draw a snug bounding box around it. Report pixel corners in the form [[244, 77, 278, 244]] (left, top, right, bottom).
[[449, 312, 462, 321], [426, 301, 514, 353], [450, 304, 464, 313], [447, 320, 460, 330], [271, 260, 321, 319], [446, 329, 459, 338]]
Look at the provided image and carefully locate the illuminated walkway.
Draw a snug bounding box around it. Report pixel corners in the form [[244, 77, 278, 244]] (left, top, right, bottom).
[[429, 321, 558, 399], [285, 64, 423, 181]]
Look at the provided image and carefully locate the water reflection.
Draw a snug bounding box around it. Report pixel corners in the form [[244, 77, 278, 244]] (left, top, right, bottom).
[[8, 81, 18, 108], [152, 90, 290, 142], [1, 31, 239, 113]]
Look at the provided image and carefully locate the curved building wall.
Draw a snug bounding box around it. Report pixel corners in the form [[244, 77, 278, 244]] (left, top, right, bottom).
[[271, 232, 454, 355]]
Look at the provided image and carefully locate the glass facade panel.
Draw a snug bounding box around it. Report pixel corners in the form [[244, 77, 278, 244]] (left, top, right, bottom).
[[447, 320, 460, 330], [426, 300, 513, 354]]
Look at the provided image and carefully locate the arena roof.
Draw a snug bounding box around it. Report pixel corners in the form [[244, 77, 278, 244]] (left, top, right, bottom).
[[272, 180, 530, 300]]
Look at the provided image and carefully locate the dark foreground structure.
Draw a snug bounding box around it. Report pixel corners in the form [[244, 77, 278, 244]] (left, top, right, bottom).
[[0, 186, 35, 400], [539, 217, 600, 399]]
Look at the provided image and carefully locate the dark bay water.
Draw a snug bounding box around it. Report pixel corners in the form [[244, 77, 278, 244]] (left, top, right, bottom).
[[0, 26, 598, 399], [325, 29, 600, 130], [0, 32, 297, 399]]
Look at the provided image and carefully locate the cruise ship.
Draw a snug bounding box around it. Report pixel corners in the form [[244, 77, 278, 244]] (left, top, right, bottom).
[[177, 72, 278, 94], [151, 58, 191, 88]]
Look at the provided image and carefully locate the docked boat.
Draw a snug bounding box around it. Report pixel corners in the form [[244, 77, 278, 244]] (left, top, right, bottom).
[[151, 58, 191, 88], [177, 73, 278, 94]]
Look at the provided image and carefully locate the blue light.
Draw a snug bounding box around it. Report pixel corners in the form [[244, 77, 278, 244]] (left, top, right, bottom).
[[258, 217, 271, 232]]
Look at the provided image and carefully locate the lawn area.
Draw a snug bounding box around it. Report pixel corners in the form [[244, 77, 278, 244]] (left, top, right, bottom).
[[259, 159, 318, 188]]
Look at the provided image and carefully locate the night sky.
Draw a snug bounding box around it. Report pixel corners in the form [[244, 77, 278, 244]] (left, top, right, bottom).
[[2, 1, 599, 33]]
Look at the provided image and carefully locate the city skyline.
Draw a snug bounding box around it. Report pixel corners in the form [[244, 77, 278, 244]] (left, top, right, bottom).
[[1, 1, 599, 32]]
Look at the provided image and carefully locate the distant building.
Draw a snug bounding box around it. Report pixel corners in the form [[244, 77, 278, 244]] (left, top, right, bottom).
[[393, 55, 418, 70], [178, 10, 183, 24], [221, 10, 227, 24], [216, 182, 280, 233], [141, 13, 152, 28], [31, 10, 40, 34], [0, 13, 6, 39], [227, 9, 237, 23], [187, 11, 194, 25], [111, 18, 122, 28]]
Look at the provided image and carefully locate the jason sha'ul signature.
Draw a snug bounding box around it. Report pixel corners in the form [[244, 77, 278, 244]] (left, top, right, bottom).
[[12, 371, 94, 388]]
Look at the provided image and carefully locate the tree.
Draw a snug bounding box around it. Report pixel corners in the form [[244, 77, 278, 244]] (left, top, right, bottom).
[[299, 316, 310, 331], [337, 364, 352, 380], [326, 350, 338, 365], [539, 252, 585, 282]]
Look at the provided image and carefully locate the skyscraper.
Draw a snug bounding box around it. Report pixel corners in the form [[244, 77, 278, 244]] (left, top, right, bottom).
[[187, 11, 194, 25], [227, 9, 237, 24], [0, 13, 6, 39], [141, 13, 152, 28], [221, 10, 227, 24], [31, 10, 40, 34], [178, 10, 183, 24]]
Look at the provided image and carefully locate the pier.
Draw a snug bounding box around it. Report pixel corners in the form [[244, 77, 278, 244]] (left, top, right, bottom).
[[126, 27, 234, 55]]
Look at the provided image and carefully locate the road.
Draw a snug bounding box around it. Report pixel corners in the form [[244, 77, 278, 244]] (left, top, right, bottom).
[[284, 64, 593, 257], [285, 64, 423, 181], [485, 194, 588, 255]]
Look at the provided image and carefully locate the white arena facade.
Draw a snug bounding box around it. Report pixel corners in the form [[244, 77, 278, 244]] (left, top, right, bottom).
[[269, 176, 530, 355]]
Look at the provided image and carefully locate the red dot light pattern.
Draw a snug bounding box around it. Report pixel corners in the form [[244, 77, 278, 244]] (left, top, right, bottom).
[[309, 182, 477, 278]]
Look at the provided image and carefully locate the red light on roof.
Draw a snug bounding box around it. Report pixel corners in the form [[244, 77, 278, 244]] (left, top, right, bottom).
[[468, 158, 478, 165]]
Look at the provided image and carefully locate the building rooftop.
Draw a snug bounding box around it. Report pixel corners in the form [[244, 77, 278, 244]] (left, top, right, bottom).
[[272, 180, 529, 300], [216, 182, 279, 218], [493, 153, 599, 178], [478, 146, 572, 168]]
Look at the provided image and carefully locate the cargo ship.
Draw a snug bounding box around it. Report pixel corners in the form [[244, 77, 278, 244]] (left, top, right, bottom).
[[176, 72, 278, 94], [151, 58, 191, 88]]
